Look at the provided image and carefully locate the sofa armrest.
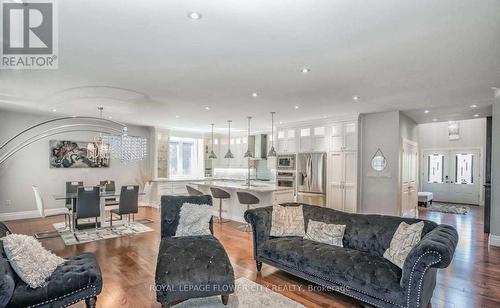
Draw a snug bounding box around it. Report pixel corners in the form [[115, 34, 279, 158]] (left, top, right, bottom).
[[401, 224, 458, 288], [244, 206, 273, 258]]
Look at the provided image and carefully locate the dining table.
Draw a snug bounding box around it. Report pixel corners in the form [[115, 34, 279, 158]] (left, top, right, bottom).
[[53, 191, 145, 231]]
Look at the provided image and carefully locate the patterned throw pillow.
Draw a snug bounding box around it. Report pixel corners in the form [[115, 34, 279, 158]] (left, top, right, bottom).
[[175, 203, 212, 237], [383, 221, 424, 268], [303, 220, 346, 247], [2, 234, 65, 288], [270, 204, 305, 237]]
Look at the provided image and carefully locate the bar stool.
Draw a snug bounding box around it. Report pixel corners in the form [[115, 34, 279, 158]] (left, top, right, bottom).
[[186, 185, 204, 196], [236, 191, 260, 232], [210, 187, 231, 224]]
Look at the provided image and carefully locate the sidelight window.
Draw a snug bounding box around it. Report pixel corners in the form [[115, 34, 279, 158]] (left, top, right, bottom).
[[428, 154, 444, 183]]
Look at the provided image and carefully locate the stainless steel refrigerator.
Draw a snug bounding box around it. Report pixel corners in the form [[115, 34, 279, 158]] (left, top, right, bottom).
[[297, 152, 326, 206]]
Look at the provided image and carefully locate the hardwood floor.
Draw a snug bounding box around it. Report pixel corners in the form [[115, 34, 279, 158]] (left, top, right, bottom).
[[6, 205, 500, 308]]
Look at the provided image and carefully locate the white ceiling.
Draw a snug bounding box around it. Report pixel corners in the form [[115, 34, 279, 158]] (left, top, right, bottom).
[[1, 0, 499, 132]]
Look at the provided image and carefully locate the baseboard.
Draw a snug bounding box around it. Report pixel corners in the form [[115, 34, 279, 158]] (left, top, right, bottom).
[[0, 210, 40, 221], [489, 234, 500, 247]]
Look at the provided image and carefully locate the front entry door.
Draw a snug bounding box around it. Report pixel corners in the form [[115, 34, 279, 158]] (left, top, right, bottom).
[[422, 149, 480, 205]]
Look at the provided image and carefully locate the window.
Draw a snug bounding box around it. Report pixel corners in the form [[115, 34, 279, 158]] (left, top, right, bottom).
[[168, 136, 203, 179], [455, 153, 474, 184], [300, 128, 310, 137], [314, 126, 325, 136], [428, 154, 444, 183]]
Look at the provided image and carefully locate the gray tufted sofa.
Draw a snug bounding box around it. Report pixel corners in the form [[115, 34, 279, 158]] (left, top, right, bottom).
[[155, 195, 235, 307], [0, 222, 102, 308], [244, 204, 458, 308]]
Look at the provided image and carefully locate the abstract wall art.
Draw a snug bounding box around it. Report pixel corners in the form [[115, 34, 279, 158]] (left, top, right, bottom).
[[49, 140, 110, 168]]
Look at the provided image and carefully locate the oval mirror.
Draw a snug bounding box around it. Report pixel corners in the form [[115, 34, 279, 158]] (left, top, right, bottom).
[[371, 148, 387, 171]]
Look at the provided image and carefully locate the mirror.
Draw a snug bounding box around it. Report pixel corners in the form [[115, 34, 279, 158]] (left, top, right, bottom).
[[371, 148, 387, 171]]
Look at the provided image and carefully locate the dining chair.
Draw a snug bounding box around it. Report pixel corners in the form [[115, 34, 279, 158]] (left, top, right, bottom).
[[65, 181, 83, 211], [138, 181, 153, 207], [75, 186, 101, 232], [100, 180, 119, 206], [32, 186, 71, 239], [110, 185, 139, 227]]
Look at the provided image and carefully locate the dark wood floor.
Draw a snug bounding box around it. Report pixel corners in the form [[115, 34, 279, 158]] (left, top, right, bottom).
[[6, 206, 500, 308]]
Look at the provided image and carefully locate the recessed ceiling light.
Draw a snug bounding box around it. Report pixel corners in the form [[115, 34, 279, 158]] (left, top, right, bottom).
[[252, 92, 258, 97], [205, 106, 210, 110], [470, 104, 478, 108], [432, 118, 438, 122], [187, 12, 202, 20], [294, 106, 299, 110], [108, 116, 112, 119], [353, 96, 360, 101], [424, 110, 430, 114], [323, 115, 328, 118], [279, 121, 283, 124], [474, 114, 479, 117], [175, 115, 180, 118], [52, 108, 57, 112], [301, 68, 310, 74]]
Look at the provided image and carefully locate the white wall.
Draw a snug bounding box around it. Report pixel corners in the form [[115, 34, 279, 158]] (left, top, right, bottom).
[[0, 109, 152, 220], [490, 90, 500, 246], [418, 118, 486, 205], [359, 111, 401, 215]]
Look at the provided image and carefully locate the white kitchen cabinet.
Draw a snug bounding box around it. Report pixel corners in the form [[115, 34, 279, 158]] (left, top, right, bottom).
[[273, 189, 294, 205], [327, 151, 357, 213], [329, 121, 358, 152], [277, 129, 297, 154], [298, 126, 327, 152]]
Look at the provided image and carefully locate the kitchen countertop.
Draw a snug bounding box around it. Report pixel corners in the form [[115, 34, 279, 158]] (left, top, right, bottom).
[[190, 180, 292, 193]]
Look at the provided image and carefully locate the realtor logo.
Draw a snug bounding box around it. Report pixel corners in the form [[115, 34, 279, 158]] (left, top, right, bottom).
[[1, 0, 58, 69]]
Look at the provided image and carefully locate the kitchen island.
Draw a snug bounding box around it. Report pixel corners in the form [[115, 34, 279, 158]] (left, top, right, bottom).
[[189, 180, 294, 223]]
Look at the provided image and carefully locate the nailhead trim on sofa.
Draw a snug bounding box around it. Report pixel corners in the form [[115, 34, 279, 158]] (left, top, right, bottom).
[[26, 285, 97, 308], [406, 251, 441, 308]]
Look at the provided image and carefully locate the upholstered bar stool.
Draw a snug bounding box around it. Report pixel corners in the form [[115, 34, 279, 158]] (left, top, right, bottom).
[[236, 191, 260, 232], [186, 185, 204, 196], [210, 187, 231, 224]]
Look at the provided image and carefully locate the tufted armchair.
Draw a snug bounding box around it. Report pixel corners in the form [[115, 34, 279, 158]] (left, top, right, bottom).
[[0, 222, 103, 308], [244, 204, 458, 308], [155, 195, 235, 307]]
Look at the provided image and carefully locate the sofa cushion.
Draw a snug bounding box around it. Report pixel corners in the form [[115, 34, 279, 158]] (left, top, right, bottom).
[[270, 204, 305, 237], [383, 221, 424, 268], [302, 204, 437, 257], [7, 253, 102, 308], [2, 234, 65, 288], [304, 220, 345, 247], [259, 237, 405, 305], [175, 203, 212, 237], [155, 235, 234, 303]]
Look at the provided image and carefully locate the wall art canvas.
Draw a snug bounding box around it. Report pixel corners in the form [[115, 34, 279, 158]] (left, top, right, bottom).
[[49, 140, 110, 168]]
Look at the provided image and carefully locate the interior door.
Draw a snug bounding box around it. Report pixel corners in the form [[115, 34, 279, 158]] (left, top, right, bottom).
[[401, 141, 418, 217]]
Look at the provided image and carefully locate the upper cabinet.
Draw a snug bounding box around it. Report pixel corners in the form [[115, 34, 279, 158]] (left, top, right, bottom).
[[277, 129, 297, 154], [329, 121, 358, 152], [298, 126, 327, 152]]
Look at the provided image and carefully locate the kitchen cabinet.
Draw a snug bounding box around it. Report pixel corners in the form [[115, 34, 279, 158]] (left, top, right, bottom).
[[273, 189, 294, 205], [329, 121, 357, 152], [327, 151, 357, 213], [299, 126, 327, 152], [277, 129, 297, 154]]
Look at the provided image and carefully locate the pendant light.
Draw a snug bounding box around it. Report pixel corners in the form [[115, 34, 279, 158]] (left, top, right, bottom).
[[244, 116, 254, 158], [224, 120, 234, 159], [208, 123, 217, 159], [267, 111, 277, 157]]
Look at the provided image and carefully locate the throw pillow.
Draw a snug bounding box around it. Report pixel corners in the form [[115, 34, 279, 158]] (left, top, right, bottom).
[[270, 204, 305, 237], [175, 202, 212, 237], [383, 221, 425, 268], [303, 220, 346, 247], [2, 234, 65, 288]]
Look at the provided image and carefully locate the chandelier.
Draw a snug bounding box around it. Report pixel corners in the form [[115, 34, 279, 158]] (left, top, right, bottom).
[[87, 107, 111, 165]]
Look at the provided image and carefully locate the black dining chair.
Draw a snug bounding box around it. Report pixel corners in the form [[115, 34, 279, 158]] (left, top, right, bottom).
[[75, 186, 101, 232], [110, 185, 139, 227], [65, 181, 83, 210], [100, 180, 119, 206], [186, 185, 204, 196]]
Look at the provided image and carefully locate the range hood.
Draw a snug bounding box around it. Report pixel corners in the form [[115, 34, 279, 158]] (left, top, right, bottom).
[[248, 134, 268, 160]]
